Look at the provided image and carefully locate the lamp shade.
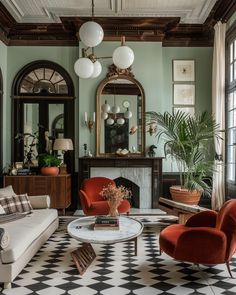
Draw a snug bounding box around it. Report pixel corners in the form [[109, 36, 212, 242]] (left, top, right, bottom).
[[113, 46, 134, 69], [90, 60, 102, 78], [74, 57, 94, 78], [79, 21, 104, 47], [124, 109, 132, 119], [101, 101, 111, 112], [53, 138, 73, 151]]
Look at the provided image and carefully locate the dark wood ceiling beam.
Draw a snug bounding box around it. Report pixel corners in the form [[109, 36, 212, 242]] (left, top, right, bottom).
[[0, 0, 235, 47]]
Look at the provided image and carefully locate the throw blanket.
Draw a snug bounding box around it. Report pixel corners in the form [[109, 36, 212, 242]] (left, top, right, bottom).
[[0, 228, 10, 250], [0, 212, 27, 224]]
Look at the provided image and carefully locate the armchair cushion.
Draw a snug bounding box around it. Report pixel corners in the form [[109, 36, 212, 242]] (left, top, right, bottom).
[[185, 210, 218, 227]]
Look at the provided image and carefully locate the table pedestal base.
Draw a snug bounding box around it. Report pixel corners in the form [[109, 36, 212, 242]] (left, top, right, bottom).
[[71, 243, 96, 275]]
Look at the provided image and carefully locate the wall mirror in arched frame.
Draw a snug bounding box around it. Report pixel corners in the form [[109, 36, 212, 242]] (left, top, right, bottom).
[[96, 65, 145, 156]]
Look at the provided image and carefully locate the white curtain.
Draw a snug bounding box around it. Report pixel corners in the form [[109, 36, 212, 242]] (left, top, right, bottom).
[[212, 21, 226, 210]]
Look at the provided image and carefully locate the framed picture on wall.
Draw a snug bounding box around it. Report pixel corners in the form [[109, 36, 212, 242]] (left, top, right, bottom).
[[173, 106, 195, 116], [173, 60, 195, 82], [173, 84, 195, 105]]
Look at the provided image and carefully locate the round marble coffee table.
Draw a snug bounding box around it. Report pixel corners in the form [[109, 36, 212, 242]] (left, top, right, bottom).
[[67, 216, 143, 274]]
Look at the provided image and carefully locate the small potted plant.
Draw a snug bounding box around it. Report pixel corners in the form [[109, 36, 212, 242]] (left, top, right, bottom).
[[146, 110, 222, 205], [38, 153, 61, 176]]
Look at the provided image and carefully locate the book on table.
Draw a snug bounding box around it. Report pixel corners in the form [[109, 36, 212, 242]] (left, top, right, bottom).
[[94, 216, 120, 230]]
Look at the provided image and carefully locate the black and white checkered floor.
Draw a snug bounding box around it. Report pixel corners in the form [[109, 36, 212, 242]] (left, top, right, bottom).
[[2, 218, 236, 295]]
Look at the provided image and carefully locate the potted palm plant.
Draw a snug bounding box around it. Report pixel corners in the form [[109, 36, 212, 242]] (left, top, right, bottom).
[[38, 153, 61, 176], [146, 110, 221, 205]]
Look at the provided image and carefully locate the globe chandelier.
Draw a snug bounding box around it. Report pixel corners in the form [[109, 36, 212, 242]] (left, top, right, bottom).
[[74, 0, 135, 79]]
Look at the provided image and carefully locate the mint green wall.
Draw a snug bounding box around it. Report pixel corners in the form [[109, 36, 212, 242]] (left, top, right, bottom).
[[0, 41, 213, 172], [79, 42, 213, 171], [2, 46, 79, 168], [0, 41, 8, 167]]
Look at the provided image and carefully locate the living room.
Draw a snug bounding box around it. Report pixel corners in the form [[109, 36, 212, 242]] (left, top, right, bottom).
[[0, 0, 236, 294]]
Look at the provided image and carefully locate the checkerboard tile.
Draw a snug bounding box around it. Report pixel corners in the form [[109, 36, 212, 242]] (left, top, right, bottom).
[[1, 218, 236, 295]]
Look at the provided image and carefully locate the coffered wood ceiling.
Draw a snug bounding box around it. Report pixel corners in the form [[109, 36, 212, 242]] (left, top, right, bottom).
[[0, 0, 235, 46]]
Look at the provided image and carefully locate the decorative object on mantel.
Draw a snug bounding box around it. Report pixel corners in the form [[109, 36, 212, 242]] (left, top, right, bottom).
[[53, 138, 73, 174], [148, 145, 157, 157], [100, 184, 131, 217], [146, 110, 222, 205], [115, 148, 129, 157], [74, 0, 134, 79]]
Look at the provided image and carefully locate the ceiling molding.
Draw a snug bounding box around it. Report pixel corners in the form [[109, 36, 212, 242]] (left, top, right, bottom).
[[0, 0, 234, 47]]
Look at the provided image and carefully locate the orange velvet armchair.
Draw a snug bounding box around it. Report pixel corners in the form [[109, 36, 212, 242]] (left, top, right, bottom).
[[159, 199, 236, 277], [79, 177, 131, 216]]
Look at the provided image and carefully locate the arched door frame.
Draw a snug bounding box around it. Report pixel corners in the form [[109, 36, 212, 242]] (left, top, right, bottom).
[[11, 60, 75, 173]]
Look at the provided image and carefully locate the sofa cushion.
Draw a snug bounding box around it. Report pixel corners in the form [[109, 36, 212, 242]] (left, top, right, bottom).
[[13, 194, 33, 213], [0, 209, 58, 263], [0, 196, 17, 214], [0, 186, 15, 197]]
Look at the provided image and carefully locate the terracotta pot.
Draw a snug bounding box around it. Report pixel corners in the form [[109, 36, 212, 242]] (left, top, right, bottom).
[[41, 167, 59, 176], [170, 185, 201, 205]]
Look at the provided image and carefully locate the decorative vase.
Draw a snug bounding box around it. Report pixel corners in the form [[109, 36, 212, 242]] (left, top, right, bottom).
[[170, 186, 201, 205], [41, 167, 59, 176], [107, 200, 120, 217]]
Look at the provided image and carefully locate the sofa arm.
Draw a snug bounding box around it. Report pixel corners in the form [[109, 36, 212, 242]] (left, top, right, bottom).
[[0, 228, 10, 250], [28, 195, 51, 209]]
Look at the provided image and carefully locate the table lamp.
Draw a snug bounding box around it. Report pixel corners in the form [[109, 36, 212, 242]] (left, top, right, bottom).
[[53, 138, 73, 174]]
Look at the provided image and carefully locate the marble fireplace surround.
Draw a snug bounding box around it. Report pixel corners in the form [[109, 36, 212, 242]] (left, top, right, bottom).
[[78, 157, 163, 209]]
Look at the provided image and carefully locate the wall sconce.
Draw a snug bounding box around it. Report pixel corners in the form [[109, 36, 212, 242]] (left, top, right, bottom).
[[85, 112, 95, 132], [148, 123, 157, 136]]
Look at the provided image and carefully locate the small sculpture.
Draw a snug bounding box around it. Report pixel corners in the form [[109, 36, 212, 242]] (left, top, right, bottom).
[[148, 145, 157, 157]]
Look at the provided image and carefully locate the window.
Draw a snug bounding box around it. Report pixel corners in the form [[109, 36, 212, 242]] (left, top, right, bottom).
[[226, 22, 236, 195]]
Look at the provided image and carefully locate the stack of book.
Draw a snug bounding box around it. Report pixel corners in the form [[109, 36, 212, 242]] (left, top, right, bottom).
[[94, 216, 120, 230], [17, 168, 30, 175]]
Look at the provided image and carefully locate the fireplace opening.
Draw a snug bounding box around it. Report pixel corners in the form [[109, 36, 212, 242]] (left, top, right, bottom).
[[114, 177, 140, 208]]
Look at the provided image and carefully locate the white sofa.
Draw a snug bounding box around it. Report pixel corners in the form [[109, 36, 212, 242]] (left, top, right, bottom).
[[0, 190, 58, 289]]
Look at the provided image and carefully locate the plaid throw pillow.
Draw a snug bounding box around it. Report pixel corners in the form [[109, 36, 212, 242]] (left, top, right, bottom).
[[13, 194, 33, 213], [0, 196, 17, 214]]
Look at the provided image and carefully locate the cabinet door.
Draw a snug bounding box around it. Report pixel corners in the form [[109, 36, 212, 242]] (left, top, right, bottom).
[[49, 176, 66, 208]]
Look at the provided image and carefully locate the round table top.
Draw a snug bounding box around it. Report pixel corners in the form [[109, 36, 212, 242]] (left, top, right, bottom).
[[67, 216, 144, 245]]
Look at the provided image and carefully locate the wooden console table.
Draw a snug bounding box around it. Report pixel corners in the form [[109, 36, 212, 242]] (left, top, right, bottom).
[[78, 157, 163, 208], [4, 175, 71, 215]]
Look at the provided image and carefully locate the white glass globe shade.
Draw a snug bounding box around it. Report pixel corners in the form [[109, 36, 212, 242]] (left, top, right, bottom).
[[117, 118, 125, 125], [112, 46, 134, 69], [124, 109, 132, 119], [111, 105, 120, 114], [101, 102, 111, 112], [107, 118, 114, 125], [79, 21, 104, 47], [101, 112, 108, 120], [90, 60, 102, 78], [74, 58, 94, 78]]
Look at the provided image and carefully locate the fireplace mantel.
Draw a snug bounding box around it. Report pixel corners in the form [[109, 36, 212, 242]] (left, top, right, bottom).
[[78, 157, 163, 208]]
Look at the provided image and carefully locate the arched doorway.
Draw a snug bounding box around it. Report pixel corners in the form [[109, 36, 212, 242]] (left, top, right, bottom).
[[12, 60, 75, 173]]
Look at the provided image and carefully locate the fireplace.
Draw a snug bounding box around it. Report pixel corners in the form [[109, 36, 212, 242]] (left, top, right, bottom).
[[114, 177, 140, 208], [78, 156, 163, 209]]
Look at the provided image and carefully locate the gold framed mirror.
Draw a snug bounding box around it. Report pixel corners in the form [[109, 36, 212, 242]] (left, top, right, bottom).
[[96, 66, 145, 156]]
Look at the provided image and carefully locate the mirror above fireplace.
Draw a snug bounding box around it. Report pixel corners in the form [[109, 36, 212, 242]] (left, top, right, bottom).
[[96, 65, 145, 156]]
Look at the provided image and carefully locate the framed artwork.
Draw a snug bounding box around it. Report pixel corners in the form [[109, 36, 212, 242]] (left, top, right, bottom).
[[173, 84, 195, 105], [173, 60, 195, 82], [173, 106, 195, 116]]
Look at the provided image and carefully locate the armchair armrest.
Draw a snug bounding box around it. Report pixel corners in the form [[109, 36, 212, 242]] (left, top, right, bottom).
[[185, 210, 217, 227], [28, 195, 50, 209], [175, 227, 227, 263], [79, 190, 91, 210]]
